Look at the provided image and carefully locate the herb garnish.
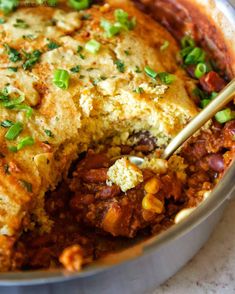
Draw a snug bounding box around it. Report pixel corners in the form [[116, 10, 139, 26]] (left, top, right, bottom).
[[23, 50, 41, 70], [115, 60, 125, 73], [4, 44, 22, 62]]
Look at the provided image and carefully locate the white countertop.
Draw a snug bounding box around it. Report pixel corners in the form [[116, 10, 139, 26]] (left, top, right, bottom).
[[156, 199, 235, 294]]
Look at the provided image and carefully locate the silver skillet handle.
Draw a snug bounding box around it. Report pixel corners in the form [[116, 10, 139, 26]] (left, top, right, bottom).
[[162, 79, 235, 160]]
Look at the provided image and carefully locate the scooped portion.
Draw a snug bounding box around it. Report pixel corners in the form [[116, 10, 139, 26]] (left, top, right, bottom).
[[0, 0, 199, 271]]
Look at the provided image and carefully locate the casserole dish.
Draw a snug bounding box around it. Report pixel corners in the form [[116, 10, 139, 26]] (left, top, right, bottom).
[[0, 0, 234, 286]]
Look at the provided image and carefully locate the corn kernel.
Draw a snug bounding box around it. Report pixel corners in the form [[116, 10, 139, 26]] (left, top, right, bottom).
[[142, 193, 164, 214], [144, 177, 160, 194]]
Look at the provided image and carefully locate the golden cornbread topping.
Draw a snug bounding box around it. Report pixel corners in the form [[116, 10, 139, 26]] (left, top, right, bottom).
[[0, 0, 233, 272]]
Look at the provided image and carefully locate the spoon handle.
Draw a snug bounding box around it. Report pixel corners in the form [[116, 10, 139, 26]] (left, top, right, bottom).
[[162, 78, 235, 160]]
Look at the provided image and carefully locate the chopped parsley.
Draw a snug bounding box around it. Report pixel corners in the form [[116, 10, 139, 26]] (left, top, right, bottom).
[[135, 66, 142, 73], [3, 163, 10, 174], [22, 34, 37, 40], [8, 66, 18, 72], [81, 13, 91, 20], [124, 50, 130, 56], [47, 40, 60, 50], [23, 50, 42, 70], [134, 87, 144, 94], [77, 45, 83, 53], [13, 18, 29, 29], [70, 65, 81, 73], [4, 44, 22, 62], [44, 129, 54, 138], [19, 179, 33, 193], [115, 59, 125, 73], [0, 120, 14, 128]]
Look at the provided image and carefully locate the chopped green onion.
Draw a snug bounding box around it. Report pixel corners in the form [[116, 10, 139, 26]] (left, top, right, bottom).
[[100, 19, 121, 38], [5, 122, 23, 140], [13, 18, 29, 29], [158, 72, 175, 84], [194, 62, 207, 79], [181, 35, 195, 49], [180, 46, 194, 59], [13, 104, 33, 118], [4, 44, 21, 62], [70, 65, 81, 73], [160, 40, 169, 51], [114, 9, 136, 30], [69, 0, 90, 10], [114, 60, 125, 73], [1, 120, 14, 128], [193, 87, 208, 100], [19, 179, 32, 192], [200, 99, 211, 108], [1, 95, 25, 108], [85, 39, 101, 54], [144, 66, 157, 79], [184, 47, 206, 65], [8, 146, 17, 152], [215, 108, 235, 124], [17, 136, 34, 150], [0, 18, 5, 24], [23, 50, 42, 70], [211, 92, 218, 99], [0, 0, 18, 14], [53, 69, 70, 90]]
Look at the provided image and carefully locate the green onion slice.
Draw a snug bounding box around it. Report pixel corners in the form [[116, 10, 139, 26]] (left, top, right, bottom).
[[194, 63, 207, 79], [181, 35, 195, 49], [53, 69, 70, 90], [184, 47, 206, 65], [215, 108, 235, 124], [100, 19, 121, 38], [17, 136, 34, 150], [13, 104, 33, 118], [200, 99, 211, 109], [85, 39, 101, 54], [158, 72, 175, 84], [1, 95, 25, 108], [69, 0, 90, 10], [5, 122, 23, 140], [144, 66, 157, 79]]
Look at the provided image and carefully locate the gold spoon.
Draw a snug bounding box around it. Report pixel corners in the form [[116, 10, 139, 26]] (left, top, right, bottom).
[[113, 78, 235, 166]]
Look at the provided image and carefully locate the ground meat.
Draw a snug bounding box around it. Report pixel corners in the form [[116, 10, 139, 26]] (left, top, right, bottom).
[[15, 121, 234, 271]]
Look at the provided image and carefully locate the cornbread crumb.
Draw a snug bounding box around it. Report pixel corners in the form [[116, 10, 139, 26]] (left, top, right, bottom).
[[107, 158, 143, 192], [141, 157, 168, 174]]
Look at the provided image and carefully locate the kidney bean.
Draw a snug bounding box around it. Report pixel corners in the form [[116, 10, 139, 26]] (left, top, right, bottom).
[[81, 168, 108, 183], [96, 185, 121, 199], [207, 154, 224, 172], [70, 194, 95, 210], [199, 71, 225, 93]]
